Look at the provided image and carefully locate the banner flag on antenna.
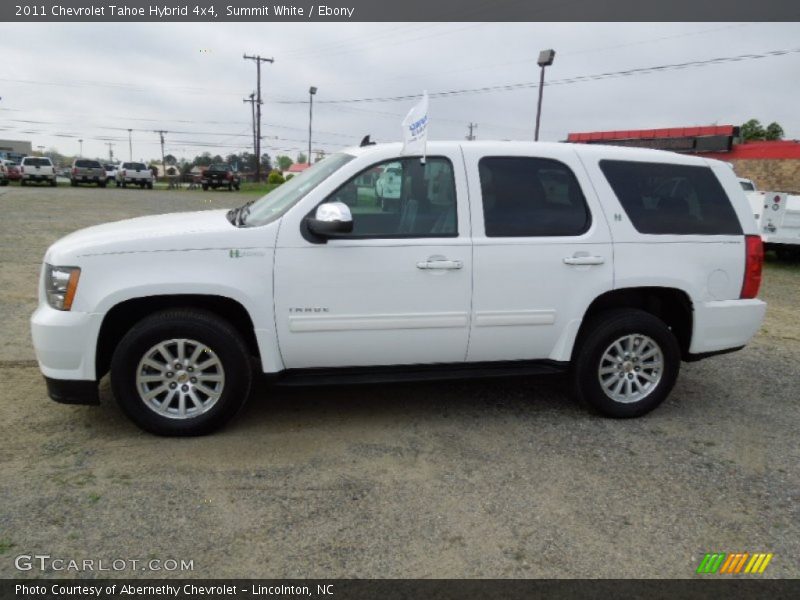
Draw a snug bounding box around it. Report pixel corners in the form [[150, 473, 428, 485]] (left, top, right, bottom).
[[401, 91, 429, 158]]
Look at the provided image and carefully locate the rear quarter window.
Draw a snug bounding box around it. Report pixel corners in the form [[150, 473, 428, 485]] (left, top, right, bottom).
[[599, 160, 742, 235], [75, 159, 101, 168]]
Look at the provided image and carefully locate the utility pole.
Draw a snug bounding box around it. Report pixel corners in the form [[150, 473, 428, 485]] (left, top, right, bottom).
[[127, 129, 133, 161], [243, 92, 257, 177], [105, 142, 114, 161], [154, 130, 167, 180], [243, 53, 274, 182], [466, 122, 478, 141], [78, 139, 83, 157]]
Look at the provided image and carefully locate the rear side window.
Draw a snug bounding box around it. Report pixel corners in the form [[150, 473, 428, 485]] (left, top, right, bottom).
[[599, 160, 742, 235], [479, 157, 590, 237]]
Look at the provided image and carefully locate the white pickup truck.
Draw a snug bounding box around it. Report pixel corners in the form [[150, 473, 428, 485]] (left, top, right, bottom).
[[740, 179, 800, 259], [20, 156, 57, 186], [116, 162, 154, 189], [31, 142, 766, 435]]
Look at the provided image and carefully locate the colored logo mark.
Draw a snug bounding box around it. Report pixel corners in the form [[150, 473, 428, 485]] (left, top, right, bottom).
[[696, 552, 774, 574]]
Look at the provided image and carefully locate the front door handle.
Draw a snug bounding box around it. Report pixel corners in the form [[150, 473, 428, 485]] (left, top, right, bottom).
[[417, 259, 463, 270], [563, 255, 605, 266]]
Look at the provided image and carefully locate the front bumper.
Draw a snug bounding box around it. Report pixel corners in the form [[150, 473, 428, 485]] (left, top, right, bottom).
[[31, 304, 102, 381], [45, 376, 99, 405]]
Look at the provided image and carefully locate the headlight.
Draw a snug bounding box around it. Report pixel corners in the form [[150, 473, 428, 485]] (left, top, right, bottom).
[[44, 264, 81, 311]]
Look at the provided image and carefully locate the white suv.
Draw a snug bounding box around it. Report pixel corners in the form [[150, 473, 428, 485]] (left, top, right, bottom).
[[31, 142, 766, 435]]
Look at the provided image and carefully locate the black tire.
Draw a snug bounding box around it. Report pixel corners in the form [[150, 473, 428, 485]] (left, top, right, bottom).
[[234, 183, 240, 191], [116, 181, 121, 188], [147, 182, 153, 189], [110, 309, 253, 436], [21, 179, 27, 187], [202, 184, 209, 191], [228, 182, 233, 191], [99, 181, 107, 188], [572, 309, 680, 418]]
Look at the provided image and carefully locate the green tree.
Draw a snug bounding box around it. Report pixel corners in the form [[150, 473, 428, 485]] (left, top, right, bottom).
[[765, 122, 784, 141], [296, 152, 307, 165], [276, 155, 293, 171], [740, 119, 765, 141], [164, 154, 177, 166], [194, 152, 213, 167], [260, 153, 272, 172], [268, 170, 285, 184]]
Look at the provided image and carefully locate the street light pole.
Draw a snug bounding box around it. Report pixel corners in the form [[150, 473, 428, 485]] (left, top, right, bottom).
[[534, 49, 555, 142], [78, 139, 83, 157], [308, 86, 317, 165], [128, 129, 133, 161]]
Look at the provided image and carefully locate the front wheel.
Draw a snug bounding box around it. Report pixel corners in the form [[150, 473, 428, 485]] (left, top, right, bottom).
[[572, 309, 680, 418], [110, 309, 253, 436]]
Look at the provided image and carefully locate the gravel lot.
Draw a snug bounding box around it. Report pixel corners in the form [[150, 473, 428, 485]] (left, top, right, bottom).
[[0, 184, 798, 579]]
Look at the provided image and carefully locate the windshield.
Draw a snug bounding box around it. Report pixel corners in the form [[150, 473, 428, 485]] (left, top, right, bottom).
[[241, 153, 355, 227]]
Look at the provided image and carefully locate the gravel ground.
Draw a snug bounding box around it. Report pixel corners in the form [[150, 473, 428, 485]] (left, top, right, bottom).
[[0, 184, 798, 579]]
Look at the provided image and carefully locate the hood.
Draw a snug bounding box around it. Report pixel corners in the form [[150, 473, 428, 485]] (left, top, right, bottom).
[[46, 209, 238, 262]]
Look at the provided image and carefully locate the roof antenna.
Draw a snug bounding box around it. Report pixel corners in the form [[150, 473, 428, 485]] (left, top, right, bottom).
[[360, 135, 376, 147]]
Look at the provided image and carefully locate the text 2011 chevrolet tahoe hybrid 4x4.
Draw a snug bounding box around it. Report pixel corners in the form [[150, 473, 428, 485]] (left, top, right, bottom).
[[31, 142, 766, 435]]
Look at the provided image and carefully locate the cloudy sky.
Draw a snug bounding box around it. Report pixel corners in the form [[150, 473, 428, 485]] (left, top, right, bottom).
[[1, 21, 798, 162]]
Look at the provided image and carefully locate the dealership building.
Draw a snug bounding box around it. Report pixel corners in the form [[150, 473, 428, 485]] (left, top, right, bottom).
[[0, 139, 32, 162], [567, 126, 800, 193]]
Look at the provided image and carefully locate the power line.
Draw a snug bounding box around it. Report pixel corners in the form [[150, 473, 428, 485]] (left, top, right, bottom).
[[274, 47, 800, 105]]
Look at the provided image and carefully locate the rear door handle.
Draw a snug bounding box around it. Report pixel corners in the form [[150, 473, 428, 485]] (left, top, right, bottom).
[[563, 255, 605, 266], [417, 259, 463, 270]]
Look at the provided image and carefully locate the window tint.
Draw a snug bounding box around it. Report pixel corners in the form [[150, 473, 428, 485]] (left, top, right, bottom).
[[75, 159, 101, 168], [23, 157, 52, 167], [321, 157, 457, 238], [600, 160, 742, 235], [479, 157, 590, 237], [739, 180, 755, 191]]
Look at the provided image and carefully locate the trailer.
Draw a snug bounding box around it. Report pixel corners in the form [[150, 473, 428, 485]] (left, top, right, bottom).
[[746, 190, 800, 259]]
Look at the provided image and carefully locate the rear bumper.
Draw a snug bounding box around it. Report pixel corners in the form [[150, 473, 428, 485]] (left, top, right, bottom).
[[45, 376, 99, 405], [689, 298, 767, 355]]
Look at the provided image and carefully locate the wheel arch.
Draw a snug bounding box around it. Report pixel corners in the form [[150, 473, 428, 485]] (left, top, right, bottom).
[[572, 287, 694, 361], [95, 294, 261, 379]]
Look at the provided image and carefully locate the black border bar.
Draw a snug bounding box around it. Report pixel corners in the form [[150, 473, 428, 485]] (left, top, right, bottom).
[[3, 580, 800, 600], [3, 0, 800, 22]]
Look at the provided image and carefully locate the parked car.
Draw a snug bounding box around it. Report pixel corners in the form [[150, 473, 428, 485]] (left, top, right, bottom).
[[374, 162, 402, 211], [201, 163, 240, 191], [20, 156, 57, 186], [116, 162, 154, 188], [104, 164, 118, 184], [0, 165, 7, 186], [31, 141, 766, 436], [71, 159, 107, 187], [4, 162, 22, 182]]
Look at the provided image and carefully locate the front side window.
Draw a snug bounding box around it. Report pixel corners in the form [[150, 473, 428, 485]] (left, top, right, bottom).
[[321, 157, 457, 238], [599, 160, 742, 235], [479, 157, 590, 237]]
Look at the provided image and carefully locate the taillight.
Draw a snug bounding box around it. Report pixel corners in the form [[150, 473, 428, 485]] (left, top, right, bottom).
[[740, 235, 763, 299], [72, 167, 78, 175], [121, 170, 126, 176], [226, 172, 233, 180]]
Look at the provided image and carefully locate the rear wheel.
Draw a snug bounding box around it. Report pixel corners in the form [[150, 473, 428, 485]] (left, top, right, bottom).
[[202, 184, 209, 191], [572, 309, 680, 418], [110, 309, 253, 436], [50, 179, 57, 187], [99, 181, 107, 188], [147, 181, 153, 189], [21, 179, 27, 187]]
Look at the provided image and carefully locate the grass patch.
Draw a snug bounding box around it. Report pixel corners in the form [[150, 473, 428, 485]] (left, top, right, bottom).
[[238, 182, 282, 196], [0, 539, 15, 555]]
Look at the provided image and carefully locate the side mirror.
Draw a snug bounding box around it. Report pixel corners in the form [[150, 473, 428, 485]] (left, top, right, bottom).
[[307, 201, 353, 237]]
